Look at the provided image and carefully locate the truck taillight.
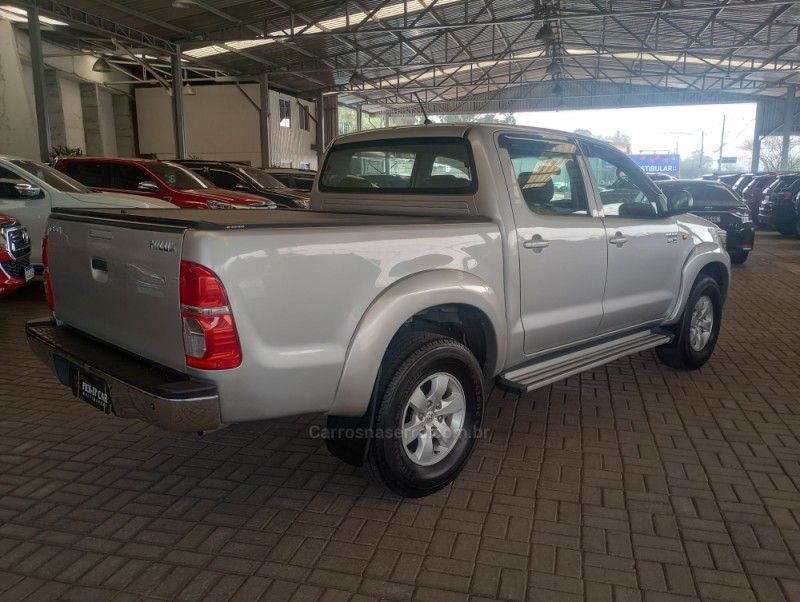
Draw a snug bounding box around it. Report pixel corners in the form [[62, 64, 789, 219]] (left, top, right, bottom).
[[179, 261, 242, 370], [42, 236, 54, 312]]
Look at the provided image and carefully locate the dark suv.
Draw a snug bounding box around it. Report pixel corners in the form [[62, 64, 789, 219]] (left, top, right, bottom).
[[741, 173, 779, 223], [759, 173, 800, 237], [175, 161, 310, 209]]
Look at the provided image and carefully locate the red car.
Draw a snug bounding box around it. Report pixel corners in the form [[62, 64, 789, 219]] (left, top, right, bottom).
[[54, 157, 276, 209], [0, 215, 33, 298]]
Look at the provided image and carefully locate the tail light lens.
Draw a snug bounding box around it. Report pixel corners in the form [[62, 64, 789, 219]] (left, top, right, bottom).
[[42, 235, 54, 312], [729, 208, 751, 220], [179, 261, 242, 370]]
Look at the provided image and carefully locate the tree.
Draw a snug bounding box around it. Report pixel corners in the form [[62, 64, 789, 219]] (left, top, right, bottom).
[[679, 149, 714, 179], [431, 113, 517, 125], [741, 136, 800, 171]]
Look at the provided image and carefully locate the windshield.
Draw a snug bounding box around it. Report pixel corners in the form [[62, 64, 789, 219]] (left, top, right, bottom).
[[239, 167, 286, 189], [11, 160, 90, 193], [149, 163, 212, 190]]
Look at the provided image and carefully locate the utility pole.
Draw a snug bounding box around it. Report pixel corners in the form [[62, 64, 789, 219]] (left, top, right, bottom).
[[717, 115, 726, 172]]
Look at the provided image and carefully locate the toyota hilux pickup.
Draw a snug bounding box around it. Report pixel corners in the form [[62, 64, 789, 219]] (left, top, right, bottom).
[[27, 124, 730, 497]]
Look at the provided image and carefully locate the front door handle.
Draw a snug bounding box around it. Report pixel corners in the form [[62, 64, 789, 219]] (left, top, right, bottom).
[[523, 235, 550, 253], [609, 232, 629, 247]]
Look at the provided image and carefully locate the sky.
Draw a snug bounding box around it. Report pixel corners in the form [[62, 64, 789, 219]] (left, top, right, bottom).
[[515, 103, 757, 162]]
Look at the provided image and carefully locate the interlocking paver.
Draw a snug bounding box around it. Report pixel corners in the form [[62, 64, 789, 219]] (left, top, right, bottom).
[[0, 230, 799, 600]]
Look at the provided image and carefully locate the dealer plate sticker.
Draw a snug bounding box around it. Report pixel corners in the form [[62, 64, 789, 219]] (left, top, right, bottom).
[[74, 373, 112, 414], [24, 264, 34, 282]]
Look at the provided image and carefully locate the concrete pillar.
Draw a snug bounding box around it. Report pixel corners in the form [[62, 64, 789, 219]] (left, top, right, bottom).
[[780, 86, 796, 171], [45, 70, 67, 149], [0, 20, 38, 158], [80, 84, 117, 156], [113, 94, 136, 157]]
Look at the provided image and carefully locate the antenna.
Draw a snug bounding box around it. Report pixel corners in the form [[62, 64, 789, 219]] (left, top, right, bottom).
[[415, 93, 433, 125]]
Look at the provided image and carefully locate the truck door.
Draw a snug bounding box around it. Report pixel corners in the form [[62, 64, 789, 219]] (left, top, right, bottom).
[[582, 141, 684, 333], [501, 136, 608, 355]]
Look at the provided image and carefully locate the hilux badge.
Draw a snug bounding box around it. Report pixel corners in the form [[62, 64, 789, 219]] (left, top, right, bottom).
[[149, 240, 176, 253]]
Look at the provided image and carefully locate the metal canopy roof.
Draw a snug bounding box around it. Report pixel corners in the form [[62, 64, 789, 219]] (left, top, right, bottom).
[[9, 0, 800, 114]]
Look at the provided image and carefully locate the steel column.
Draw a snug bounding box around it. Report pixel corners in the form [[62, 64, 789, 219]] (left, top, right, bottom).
[[171, 45, 188, 159], [27, 7, 51, 163], [357, 105, 363, 132], [751, 101, 763, 172], [259, 72, 271, 168], [780, 85, 795, 171], [316, 92, 325, 168]]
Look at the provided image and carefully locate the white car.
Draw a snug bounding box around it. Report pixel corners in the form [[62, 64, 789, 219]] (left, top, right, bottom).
[[0, 156, 173, 265]]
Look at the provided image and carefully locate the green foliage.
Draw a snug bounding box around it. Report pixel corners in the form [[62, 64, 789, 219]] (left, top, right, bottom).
[[680, 150, 714, 179], [50, 145, 83, 161]]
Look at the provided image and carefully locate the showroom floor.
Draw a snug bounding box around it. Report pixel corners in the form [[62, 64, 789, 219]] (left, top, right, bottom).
[[1, 230, 799, 602]]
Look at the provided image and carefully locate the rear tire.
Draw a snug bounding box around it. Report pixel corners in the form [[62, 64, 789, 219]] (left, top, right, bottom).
[[730, 249, 749, 264], [365, 332, 483, 497], [657, 275, 722, 370]]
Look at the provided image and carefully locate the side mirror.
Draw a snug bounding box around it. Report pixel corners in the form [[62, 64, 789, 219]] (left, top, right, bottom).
[[234, 182, 248, 190], [15, 183, 42, 198], [668, 189, 693, 214], [137, 180, 160, 193]]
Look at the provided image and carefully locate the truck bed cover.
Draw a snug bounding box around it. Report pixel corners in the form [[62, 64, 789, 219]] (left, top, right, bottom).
[[49, 208, 493, 231]]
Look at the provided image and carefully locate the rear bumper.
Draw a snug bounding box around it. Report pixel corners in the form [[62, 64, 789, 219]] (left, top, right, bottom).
[[26, 318, 221, 432]]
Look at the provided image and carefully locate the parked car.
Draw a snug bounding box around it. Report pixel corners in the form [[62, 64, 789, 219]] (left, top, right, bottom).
[[174, 160, 309, 209], [732, 173, 756, 194], [0, 214, 33, 297], [657, 180, 756, 264], [28, 124, 730, 497], [741, 173, 779, 223], [260, 167, 316, 191], [759, 173, 800, 236], [54, 158, 276, 210], [0, 156, 173, 266], [716, 173, 742, 187]]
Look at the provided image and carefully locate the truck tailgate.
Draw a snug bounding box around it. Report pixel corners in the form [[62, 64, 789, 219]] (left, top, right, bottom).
[[48, 213, 187, 372]]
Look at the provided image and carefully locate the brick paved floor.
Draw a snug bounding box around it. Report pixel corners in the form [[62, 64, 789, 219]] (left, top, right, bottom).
[[1, 230, 799, 602]]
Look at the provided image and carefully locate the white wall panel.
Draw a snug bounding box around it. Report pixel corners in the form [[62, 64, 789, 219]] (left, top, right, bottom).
[[135, 84, 317, 168]]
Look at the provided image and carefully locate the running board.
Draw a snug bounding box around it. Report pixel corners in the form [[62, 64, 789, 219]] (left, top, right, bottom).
[[498, 330, 673, 394]]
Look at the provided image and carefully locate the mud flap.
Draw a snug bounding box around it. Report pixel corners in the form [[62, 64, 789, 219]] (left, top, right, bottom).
[[325, 368, 381, 466]]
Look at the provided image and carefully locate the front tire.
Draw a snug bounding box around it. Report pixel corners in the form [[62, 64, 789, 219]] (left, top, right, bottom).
[[365, 332, 484, 497], [657, 275, 722, 370]]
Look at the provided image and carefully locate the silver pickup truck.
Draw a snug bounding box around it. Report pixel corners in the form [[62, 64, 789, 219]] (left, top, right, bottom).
[[27, 124, 730, 497]]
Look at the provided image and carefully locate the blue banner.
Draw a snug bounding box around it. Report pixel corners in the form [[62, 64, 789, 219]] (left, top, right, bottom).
[[630, 154, 680, 177]]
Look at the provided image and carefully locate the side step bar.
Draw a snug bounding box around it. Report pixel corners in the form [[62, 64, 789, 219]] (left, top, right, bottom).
[[497, 330, 673, 394]]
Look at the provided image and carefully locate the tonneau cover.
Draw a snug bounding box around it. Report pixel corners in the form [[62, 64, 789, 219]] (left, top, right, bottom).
[[50, 208, 493, 231]]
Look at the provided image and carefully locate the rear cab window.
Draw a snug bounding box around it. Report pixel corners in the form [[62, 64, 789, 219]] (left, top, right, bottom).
[[319, 137, 477, 194]]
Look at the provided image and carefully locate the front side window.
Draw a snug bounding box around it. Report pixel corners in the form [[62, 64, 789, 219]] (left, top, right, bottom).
[[504, 138, 588, 216], [319, 138, 476, 193], [110, 164, 151, 191], [0, 166, 27, 199], [209, 169, 245, 189], [584, 143, 666, 218]]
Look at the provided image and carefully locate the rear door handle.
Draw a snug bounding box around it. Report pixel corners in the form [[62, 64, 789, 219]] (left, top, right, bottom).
[[609, 232, 629, 247], [523, 235, 549, 253]]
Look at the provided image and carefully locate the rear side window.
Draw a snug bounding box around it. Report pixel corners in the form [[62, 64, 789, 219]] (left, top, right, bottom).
[[63, 161, 110, 189], [319, 138, 476, 194]]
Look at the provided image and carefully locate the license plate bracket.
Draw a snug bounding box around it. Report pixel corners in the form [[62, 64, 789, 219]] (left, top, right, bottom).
[[73, 371, 112, 414]]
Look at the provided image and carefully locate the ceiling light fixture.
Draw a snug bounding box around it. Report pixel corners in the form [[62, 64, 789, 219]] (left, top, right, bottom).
[[535, 22, 556, 42], [183, 82, 196, 95], [553, 82, 564, 95], [172, 0, 196, 7], [92, 56, 113, 72], [545, 59, 562, 76]]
